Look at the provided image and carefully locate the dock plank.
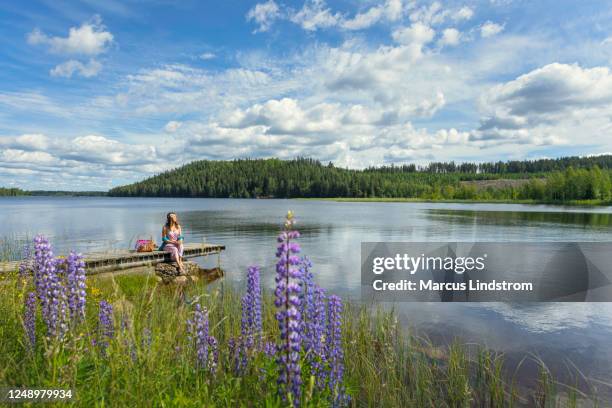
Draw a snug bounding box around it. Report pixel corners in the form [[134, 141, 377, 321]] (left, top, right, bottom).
[[0, 243, 225, 274]]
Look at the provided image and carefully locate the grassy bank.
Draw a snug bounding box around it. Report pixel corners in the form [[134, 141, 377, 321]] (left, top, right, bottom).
[[0, 268, 603, 407], [300, 197, 612, 207]]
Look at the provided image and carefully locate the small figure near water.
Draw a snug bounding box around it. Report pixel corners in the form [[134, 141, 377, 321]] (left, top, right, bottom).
[[160, 212, 185, 273]]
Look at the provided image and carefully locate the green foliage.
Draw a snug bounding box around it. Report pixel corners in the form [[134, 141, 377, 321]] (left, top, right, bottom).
[[0, 187, 28, 196], [108, 157, 612, 203], [0, 273, 600, 406]]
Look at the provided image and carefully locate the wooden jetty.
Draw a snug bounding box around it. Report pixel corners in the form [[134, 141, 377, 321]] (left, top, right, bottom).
[[0, 243, 225, 275]]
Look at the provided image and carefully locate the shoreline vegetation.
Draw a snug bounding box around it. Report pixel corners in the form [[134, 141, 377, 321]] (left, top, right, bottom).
[[2, 155, 612, 206], [301, 197, 612, 206], [1, 214, 607, 407]]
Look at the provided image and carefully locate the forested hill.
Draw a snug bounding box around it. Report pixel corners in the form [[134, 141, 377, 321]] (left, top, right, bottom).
[[107, 156, 612, 201], [0, 187, 27, 196]]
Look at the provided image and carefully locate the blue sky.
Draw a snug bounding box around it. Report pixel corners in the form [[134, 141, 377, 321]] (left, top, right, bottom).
[[1, 0, 612, 190]]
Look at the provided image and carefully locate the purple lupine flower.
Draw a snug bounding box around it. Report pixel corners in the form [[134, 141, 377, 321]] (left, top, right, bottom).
[[326, 295, 348, 407], [24, 291, 37, 349], [226, 337, 248, 375], [263, 340, 278, 357], [241, 265, 262, 351], [50, 263, 69, 339], [33, 236, 53, 327], [33, 235, 68, 339], [227, 337, 241, 374], [299, 257, 315, 352], [18, 243, 33, 277], [310, 285, 328, 388], [187, 303, 209, 370], [66, 251, 87, 322], [98, 300, 114, 353], [207, 335, 219, 375], [274, 211, 303, 405]]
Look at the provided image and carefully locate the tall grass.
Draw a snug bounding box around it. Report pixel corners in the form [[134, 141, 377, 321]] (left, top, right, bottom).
[[0, 268, 603, 407], [0, 234, 28, 262]]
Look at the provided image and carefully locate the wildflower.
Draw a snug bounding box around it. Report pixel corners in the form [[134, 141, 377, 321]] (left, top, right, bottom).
[[24, 291, 37, 349], [299, 257, 315, 352], [310, 285, 328, 388], [98, 300, 114, 353], [187, 303, 209, 370], [90, 286, 101, 299], [33, 235, 68, 339], [207, 335, 219, 375], [227, 337, 242, 374], [263, 340, 277, 357], [327, 295, 349, 407], [18, 243, 33, 277], [275, 211, 303, 405], [66, 251, 87, 322], [241, 265, 262, 351]]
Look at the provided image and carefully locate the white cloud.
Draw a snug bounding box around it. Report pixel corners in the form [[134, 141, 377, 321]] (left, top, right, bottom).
[[164, 121, 182, 132], [438, 28, 461, 47], [290, 0, 342, 31], [0, 134, 50, 151], [65, 135, 157, 165], [341, 0, 404, 30], [409, 1, 445, 25], [119, 64, 282, 117], [0, 133, 173, 190], [482, 63, 612, 122], [453, 6, 474, 21], [1, 134, 158, 167], [247, 0, 405, 32], [392, 22, 435, 46], [475, 63, 612, 145], [409, 2, 476, 26], [391, 22, 436, 59], [0, 149, 58, 166], [27, 17, 112, 79], [481, 21, 504, 38], [223, 98, 346, 136], [50, 59, 102, 78], [200, 52, 216, 60], [0, 91, 74, 117], [247, 0, 281, 33], [27, 16, 113, 56]]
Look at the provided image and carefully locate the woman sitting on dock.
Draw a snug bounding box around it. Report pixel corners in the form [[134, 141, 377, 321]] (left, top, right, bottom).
[[160, 212, 185, 273]]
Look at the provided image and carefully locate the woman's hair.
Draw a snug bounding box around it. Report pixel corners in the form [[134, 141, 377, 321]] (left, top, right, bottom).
[[165, 212, 180, 229]]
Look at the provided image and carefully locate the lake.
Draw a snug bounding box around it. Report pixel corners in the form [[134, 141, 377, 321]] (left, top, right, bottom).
[[2, 196, 612, 391]]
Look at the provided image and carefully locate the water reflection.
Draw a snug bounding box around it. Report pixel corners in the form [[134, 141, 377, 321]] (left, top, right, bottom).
[[427, 208, 612, 228], [2, 197, 612, 386]]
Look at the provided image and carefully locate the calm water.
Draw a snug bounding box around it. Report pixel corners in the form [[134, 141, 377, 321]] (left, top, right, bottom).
[[2, 197, 612, 389]]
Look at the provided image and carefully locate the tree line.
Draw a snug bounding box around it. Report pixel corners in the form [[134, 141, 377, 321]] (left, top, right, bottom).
[[0, 187, 27, 196], [108, 156, 612, 202], [0, 188, 107, 197], [369, 155, 612, 174]]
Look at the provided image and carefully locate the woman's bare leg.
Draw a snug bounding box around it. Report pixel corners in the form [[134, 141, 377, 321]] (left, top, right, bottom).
[[168, 246, 184, 273], [177, 243, 185, 272]]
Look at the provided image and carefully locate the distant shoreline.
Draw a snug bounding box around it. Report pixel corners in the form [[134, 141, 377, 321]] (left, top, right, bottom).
[[299, 197, 612, 206], [2, 194, 612, 207]]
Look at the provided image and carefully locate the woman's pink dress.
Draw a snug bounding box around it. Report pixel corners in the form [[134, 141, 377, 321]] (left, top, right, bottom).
[[163, 229, 184, 262]]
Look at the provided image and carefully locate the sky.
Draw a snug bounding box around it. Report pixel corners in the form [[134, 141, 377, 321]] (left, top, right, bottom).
[[1, 0, 612, 190]]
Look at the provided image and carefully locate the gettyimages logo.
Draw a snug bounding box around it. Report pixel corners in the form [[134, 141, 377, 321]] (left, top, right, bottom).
[[361, 242, 612, 302], [371, 253, 487, 275]]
